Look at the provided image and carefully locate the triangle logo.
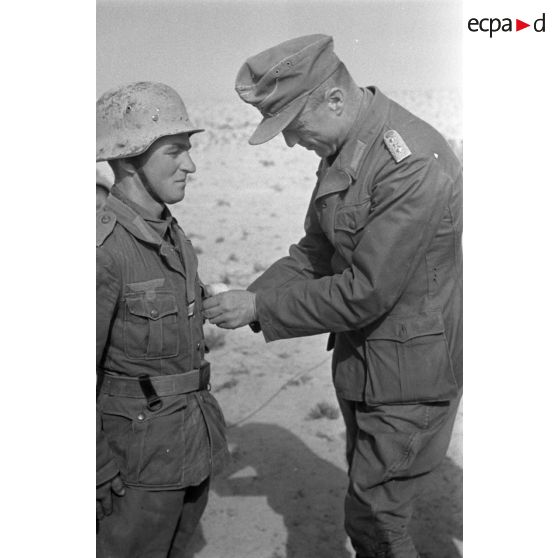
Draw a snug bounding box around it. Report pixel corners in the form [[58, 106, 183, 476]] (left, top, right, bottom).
[[516, 19, 530, 31]]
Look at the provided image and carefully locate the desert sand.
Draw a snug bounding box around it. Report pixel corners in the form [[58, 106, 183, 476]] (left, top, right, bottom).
[[98, 88, 463, 558]]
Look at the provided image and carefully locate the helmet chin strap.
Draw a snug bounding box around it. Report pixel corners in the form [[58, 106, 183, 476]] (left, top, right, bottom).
[[129, 158, 164, 205]]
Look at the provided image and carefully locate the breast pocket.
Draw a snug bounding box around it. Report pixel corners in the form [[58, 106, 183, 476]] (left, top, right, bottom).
[[124, 292, 179, 359], [333, 199, 373, 252], [364, 311, 458, 404]]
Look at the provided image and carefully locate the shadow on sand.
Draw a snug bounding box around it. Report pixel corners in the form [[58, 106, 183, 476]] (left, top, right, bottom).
[[411, 456, 463, 558], [186, 422, 351, 558], [186, 423, 462, 558]]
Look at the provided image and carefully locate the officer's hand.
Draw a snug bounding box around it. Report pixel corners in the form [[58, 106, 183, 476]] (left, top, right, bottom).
[[96, 475, 126, 521], [202, 290, 256, 329]]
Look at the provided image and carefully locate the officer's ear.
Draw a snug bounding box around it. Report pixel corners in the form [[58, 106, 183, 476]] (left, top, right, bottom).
[[325, 87, 345, 115]]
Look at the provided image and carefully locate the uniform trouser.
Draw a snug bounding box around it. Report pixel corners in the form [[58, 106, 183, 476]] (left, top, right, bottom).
[[96, 477, 210, 558], [337, 392, 461, 558]]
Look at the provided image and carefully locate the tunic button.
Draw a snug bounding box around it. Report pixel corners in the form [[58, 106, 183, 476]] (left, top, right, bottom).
[[321, 201, 327, 208], [197, 342, 201, 350], [150, 309, 159, 318], [100, 215, 110, 224], [137, 412, 145, 422]]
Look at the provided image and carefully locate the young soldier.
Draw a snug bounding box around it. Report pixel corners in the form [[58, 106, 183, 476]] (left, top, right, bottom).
[[204, 35, 462, 558], [96, 81, 228, 558]]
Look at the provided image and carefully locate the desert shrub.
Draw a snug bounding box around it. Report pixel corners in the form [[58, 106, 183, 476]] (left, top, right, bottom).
[[230, 366, 250, 376], [220, 273, 232, 285], [307, 402, 340, 420], [213, 378, 239, 393], [287, 374, 312, 387]]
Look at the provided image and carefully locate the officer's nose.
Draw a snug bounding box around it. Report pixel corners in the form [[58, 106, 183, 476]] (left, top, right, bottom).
[[180, 151, 196, 174], [282, 129, 298, 148]]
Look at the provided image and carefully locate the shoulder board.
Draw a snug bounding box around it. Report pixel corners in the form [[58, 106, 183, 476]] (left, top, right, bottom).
[[96, 210, 117, 246], [383, 130, 411, 163]]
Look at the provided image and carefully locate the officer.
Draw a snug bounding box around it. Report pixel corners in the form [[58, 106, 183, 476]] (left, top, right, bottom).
[[96, 81, 228, 558], [203, 35, 462, 558]]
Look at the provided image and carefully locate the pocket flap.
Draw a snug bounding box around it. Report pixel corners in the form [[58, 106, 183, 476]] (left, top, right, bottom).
[[100, 392, 187, 421], [367, 312, 445, 342], [126, 294, 178, 320], [334, 200, 371, 233]]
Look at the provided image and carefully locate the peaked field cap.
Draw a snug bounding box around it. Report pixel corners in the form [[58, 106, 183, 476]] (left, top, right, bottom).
[[235, 34, 341, 145]]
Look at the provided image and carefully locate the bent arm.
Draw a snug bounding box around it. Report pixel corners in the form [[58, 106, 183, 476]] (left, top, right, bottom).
[[255, 158, 456, 341]]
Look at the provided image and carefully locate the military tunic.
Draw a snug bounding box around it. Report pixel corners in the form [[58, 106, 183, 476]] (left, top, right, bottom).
[[96, 187, 228, 557]]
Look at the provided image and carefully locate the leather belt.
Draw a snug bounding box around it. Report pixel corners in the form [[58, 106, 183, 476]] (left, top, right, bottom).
[[100, 363, 211, 399]]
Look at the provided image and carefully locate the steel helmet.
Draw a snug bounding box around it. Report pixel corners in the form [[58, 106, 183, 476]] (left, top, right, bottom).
[[96, 81, 204, 162]]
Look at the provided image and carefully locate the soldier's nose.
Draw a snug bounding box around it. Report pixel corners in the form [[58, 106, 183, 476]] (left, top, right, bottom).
[[181, 152, 196, 173]]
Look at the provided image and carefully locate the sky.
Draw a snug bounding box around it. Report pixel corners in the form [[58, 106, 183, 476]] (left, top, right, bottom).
[[97, 0, 462, 102]]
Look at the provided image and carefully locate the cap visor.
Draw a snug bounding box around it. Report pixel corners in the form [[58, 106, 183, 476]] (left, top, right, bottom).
[[248, 95, 308, 145], [186, 127, 205, 136]]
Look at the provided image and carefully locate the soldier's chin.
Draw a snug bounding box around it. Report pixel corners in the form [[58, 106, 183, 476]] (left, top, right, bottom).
[[166, 189, 187, 204]]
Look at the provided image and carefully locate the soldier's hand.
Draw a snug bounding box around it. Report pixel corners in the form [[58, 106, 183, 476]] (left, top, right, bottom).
[[96, 474, 126, 521], [202, 290, 256, 329]]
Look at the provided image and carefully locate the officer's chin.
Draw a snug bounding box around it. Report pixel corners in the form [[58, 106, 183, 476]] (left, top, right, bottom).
[[313, 146, 330, 158], [302, 145, 321, 157]]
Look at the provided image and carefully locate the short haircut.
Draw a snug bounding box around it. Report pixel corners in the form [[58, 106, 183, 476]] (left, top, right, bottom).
[[305, 63, 354, 110]]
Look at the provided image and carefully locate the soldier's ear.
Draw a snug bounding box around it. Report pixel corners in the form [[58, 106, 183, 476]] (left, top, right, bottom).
[[119, 157, 141, 176], [325, 87, 344, 114]]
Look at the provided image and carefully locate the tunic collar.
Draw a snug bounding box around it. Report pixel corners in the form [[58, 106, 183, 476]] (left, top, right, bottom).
[[110, 186, 174, 240], [315, 86, 390, 199]]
